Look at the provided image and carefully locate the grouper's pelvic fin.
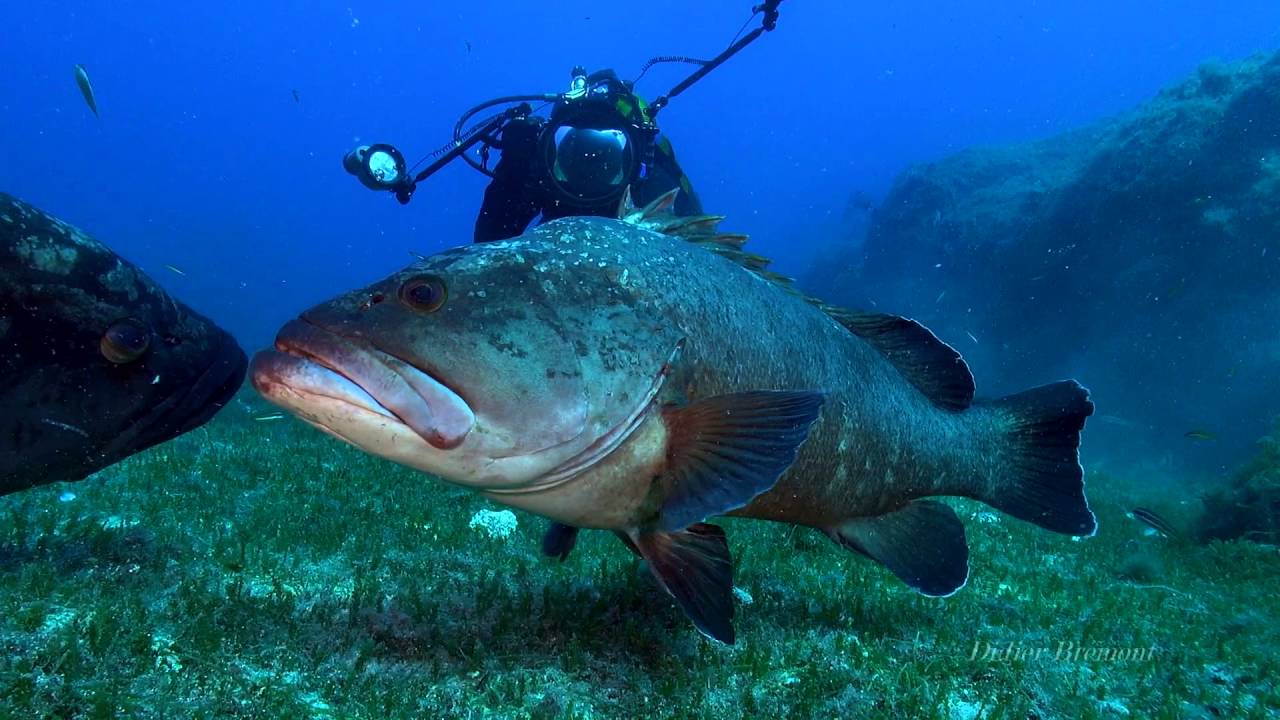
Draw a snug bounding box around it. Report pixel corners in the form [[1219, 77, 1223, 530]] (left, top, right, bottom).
[[629, 523, 737, 644], [624, 390, 823, 643], [975, 380, 1097, 536], [542, 522, 579, 561], [827, 500, 970, 596]]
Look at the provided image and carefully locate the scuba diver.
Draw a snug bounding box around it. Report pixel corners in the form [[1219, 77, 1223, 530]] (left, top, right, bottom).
[[343, 1, 783, 243], [472, 67, 701, 242]]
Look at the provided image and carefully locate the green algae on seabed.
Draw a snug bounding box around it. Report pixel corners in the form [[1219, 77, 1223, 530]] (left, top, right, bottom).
[[1195, 417, 1280, 544], [0, 389, 1277, 719]]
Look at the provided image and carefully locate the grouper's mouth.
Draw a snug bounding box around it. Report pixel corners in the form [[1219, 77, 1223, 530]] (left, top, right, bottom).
[[249, 319, 475, 450]]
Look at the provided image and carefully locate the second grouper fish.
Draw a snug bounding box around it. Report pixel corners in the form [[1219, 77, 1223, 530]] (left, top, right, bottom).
[[0, 193, 247, 495], [251, 191, 1096, 643]]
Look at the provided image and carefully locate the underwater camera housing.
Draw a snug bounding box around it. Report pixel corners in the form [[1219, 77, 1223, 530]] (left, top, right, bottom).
[[537, 68, 657, 206]]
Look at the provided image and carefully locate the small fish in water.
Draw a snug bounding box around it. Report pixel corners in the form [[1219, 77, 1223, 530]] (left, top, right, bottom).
[[408, 250, 427, 261], [59, 491, 77, 503], [163, 263, 186, 276], [74, 64, 99, 117], [0, 193, 246, 497], [253, 189, 1096, 643], [292, 88, 300, 104], [1185, 430, 1216, 441], [254, 413, 286, 421], [966, 330, 979, 345], [1131, 507, 1181, 540], [464, 40, 472, 53]]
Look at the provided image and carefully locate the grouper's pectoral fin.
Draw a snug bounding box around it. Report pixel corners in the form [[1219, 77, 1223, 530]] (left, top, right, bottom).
[[657, 390, 826, 532], [827, 500, 970, 597], [630, 523, 736, 644]]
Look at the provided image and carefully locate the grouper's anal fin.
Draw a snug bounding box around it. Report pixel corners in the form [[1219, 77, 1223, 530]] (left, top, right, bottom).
[[824, 307, 975, 411], [828, 500, 970, 597]]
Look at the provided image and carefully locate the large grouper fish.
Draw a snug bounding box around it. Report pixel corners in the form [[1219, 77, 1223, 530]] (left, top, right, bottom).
[[0, 192, 247, 496], [252, 190, 1096, 643]]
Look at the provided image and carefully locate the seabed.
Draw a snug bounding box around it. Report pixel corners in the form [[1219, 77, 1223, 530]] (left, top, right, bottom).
[[0, 391, 1276, 719]]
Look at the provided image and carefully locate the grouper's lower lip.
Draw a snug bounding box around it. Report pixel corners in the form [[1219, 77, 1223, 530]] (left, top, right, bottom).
[[250, 320, 475, 450]]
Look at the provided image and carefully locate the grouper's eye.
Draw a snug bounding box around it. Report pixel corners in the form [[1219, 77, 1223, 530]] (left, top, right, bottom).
[[398, 275, 447, 313], [100, 318, 152, 364]]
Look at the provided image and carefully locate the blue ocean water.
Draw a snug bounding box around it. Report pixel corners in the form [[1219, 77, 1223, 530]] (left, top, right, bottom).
[[6, 4, 1280, 715], [4, 1, 1279, 351]]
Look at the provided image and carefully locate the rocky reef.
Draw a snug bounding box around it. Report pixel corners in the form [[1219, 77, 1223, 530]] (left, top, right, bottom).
[[813, 52, 1280, 473]]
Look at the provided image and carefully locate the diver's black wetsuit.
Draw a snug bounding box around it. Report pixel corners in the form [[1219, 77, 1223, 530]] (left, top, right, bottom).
[[473, 116, 702, 243]]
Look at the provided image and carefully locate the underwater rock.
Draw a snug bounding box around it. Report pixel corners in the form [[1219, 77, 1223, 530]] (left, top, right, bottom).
[[819, 52, 1280, 472]]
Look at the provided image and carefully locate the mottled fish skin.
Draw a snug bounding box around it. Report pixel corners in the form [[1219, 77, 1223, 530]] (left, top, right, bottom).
[[0, 193, 247, 495], [489, 218, 1025, 527], [252, 204, 1097, 640], [254, 213, 1093, 537]]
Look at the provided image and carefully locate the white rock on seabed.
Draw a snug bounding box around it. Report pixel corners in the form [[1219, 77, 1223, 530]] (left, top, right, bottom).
[[469, 509, 519, 540]]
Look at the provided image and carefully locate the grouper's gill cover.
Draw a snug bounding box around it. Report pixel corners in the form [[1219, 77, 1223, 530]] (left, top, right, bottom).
[[255, 237, 684, 491]]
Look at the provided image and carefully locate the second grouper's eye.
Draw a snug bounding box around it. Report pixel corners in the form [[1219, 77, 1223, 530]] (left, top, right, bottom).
[[100, 317, 152, 364], [398, 275, 448, 313]]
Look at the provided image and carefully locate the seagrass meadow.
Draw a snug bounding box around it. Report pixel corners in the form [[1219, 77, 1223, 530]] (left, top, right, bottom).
[[0, 390, 1276, 719]]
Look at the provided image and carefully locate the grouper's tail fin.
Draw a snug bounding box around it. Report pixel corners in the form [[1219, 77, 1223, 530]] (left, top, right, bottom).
[[978, 380, 1097, 536]]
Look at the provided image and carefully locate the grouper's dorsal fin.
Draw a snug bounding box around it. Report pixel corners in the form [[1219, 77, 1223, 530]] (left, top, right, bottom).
[[822, 306, 975, 411], [618, 186, 679, 225], [617, 187, 788, 281], [616, 188, 975, 410]]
